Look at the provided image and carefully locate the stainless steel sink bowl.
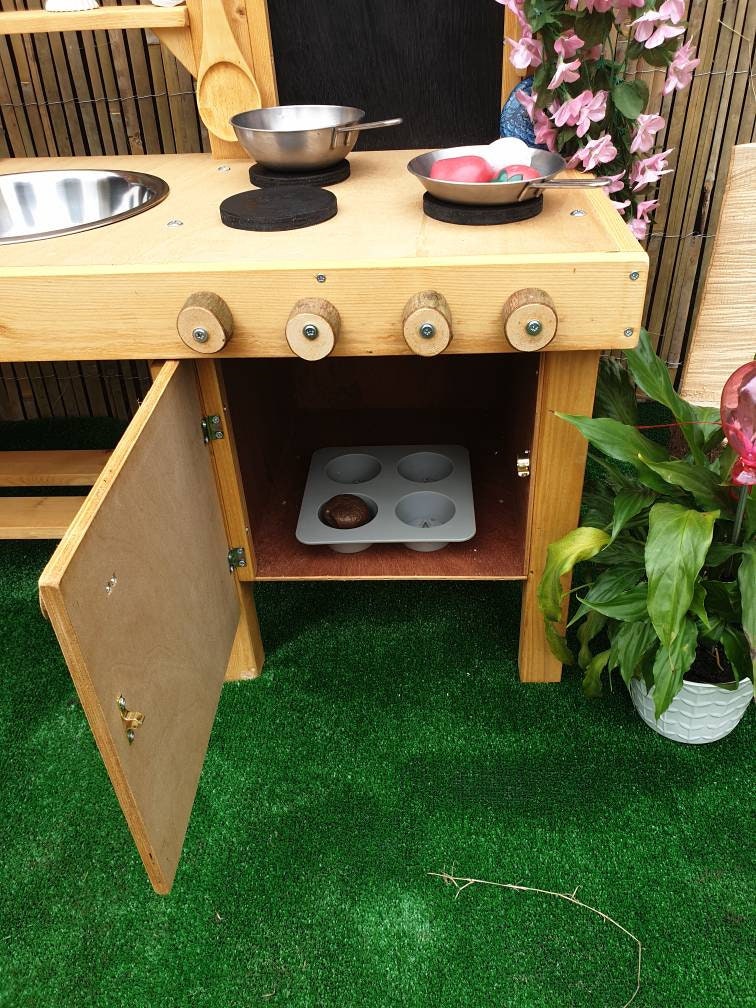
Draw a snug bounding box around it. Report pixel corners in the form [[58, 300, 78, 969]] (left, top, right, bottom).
[[0, 168, 169, 244]]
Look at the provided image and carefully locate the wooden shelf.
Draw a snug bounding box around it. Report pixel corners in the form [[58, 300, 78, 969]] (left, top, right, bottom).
[[0, 450, 110, 488], [0, 496, 85, 539], [0, 4, 188, 37], [252, 440, 529, 581], [223, 354, 538, 582]]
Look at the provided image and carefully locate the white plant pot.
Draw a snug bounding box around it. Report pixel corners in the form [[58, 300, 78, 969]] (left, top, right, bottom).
[[629, 675, 753, 744]]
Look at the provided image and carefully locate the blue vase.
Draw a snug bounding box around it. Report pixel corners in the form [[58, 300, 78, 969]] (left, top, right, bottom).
[[499, 75, 547, 150]]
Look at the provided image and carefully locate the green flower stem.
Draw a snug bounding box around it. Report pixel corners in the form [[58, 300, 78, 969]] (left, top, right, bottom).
[[732, 486, 750, 545]]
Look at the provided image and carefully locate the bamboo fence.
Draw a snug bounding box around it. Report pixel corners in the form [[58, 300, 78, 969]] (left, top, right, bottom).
[[0, 0, 753, 421]]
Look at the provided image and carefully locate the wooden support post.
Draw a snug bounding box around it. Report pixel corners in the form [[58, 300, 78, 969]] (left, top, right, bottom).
[[519, 350, 601, 683], [501, 9, 524, 105], [193, 360, 264, 680]]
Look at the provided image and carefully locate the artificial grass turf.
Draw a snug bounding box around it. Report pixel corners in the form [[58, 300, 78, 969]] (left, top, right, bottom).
[[0, 419, 753, 1007]]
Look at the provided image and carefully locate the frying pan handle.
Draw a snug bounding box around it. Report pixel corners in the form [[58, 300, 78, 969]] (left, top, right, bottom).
[[527, 177, 612, 189], [334, 118, 403, 134]]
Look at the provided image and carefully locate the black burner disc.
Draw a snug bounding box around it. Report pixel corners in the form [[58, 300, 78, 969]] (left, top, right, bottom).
[[249, 160, 351, 189], [220, 186, 338, 232], [422, 191, 543, 225]]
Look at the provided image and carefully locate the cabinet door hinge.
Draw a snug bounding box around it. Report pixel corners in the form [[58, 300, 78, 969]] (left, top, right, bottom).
[[202, 414, 225, 444], [516, 450, 531, 478], [227, 547, 247, 572]]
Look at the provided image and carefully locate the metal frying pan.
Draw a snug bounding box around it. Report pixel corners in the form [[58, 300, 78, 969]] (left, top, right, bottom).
[[407, 145, 610, 206], [231, 105, 403, 171]]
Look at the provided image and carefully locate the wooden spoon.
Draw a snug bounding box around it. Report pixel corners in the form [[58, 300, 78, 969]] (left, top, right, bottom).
[[196, 0, 261, 142]]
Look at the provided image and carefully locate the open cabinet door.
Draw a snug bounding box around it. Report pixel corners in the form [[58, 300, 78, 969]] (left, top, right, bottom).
[[39, 361, 239, 894]]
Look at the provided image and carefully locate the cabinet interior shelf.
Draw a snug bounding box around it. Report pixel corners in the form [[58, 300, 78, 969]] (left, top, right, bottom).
[[0, 4, 188, 36]]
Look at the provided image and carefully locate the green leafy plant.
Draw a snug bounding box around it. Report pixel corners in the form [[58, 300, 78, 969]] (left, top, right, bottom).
[[538, 330, 755, 717]]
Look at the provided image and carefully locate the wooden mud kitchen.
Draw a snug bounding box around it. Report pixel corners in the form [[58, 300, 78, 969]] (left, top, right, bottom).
[[0, 1, 647, 892]]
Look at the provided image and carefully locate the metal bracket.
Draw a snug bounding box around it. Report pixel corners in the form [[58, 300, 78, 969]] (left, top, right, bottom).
[[201, 413, 225, 444], [516, 450, 531, 479], [227, 546, 247, 572]]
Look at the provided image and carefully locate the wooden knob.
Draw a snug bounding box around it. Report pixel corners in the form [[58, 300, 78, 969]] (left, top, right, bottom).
[[402, 291, 452, 357], [286, 298, 340, 361], [177, 292, 233, 354], [502, 289, 558, 351]]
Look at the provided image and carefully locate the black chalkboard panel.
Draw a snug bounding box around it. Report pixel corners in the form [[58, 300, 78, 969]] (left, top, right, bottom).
[[267, 1, 505, 151]]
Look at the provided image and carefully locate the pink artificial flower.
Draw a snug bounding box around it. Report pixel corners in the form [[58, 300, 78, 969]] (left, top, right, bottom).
[[552, 89, 608, 137], [604, 171, 626, 194], [629, 217, 648, 240], [554, 31, 584, 60], [628, 198, 659, 239], [636, 198, 659, 221], [658, 0, 685, 23], [571, 133, 618, 171], [515, 88, 537, 119], [632, 12, 685, 49], [582, 44, 604, 60], [613, 0, 645, 8], [610, 199, 631, 213], [533, 109, 557, 151], [630, 149, 674, 189], [495, 0, 528, 29], [506, 31, 544, 70], [584, 0, 614, 11], [629, 113, 665, 154], [663, 40, 700, 94], [549, 56, 582, 89]]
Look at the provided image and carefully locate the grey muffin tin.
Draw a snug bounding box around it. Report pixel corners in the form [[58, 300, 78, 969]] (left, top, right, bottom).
[[296, 445, 476, 553]]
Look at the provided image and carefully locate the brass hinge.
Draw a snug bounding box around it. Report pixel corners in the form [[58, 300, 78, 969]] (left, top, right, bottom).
[[227, 546, 247, 572], [516, 450, 531, 478], [202, 413, 225, 444]]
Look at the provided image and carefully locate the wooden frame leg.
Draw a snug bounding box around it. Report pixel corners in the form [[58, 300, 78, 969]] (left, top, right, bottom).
[[519, 350, 601, 683], [225, 580, 265, 680]]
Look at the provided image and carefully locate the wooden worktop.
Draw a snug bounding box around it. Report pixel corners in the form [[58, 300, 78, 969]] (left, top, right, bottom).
[[2, 151, 638, 269], [0, 151, 647, 360]]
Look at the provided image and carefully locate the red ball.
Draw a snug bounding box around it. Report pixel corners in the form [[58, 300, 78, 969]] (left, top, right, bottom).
[[429, 156, 497, 183], [501, 164, 541, 181]]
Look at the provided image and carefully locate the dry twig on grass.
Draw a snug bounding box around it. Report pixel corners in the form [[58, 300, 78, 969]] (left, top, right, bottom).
[[429, 870, 642, 1008]]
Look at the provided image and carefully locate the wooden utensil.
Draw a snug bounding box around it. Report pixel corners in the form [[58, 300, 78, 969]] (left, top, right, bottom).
[[196, 0, 261, 143]]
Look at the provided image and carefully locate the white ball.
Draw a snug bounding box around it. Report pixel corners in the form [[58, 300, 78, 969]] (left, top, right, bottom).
[[486, 137, 534, 172]]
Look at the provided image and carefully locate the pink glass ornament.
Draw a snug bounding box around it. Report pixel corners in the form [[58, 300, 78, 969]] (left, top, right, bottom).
[[720, 361, 756, 486]]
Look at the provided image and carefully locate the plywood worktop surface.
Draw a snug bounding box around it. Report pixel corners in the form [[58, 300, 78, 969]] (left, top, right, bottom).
[[0, 150, 641, 274]]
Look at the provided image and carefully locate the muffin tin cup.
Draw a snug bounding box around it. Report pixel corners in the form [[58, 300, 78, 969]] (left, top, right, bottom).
[[296, 445, 475, 553]]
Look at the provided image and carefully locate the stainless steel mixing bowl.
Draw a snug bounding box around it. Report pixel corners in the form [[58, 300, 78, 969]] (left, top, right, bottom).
[[407, 145, 611, 206], [230, 105, 402, 171]]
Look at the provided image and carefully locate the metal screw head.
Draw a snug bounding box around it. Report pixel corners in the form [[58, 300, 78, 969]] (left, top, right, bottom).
[[316, 274, 326, 283], [570, 209, 586, 217], [167, 218, 184, 228], [624, 328, 634, 338], [237, 558, 247, 567], [419, 322, 436, 339], [526, 319, 543, 337], [629, 271, 640, 281], [302, 323, 320, 340], [126, 729, 136, 744], [192, 327, 209, 344]]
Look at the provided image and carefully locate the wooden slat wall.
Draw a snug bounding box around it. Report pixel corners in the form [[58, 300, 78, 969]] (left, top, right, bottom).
[[0, 0, 207, 420], [633, 0, 755, 377], [1, 0, 753, 420]]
